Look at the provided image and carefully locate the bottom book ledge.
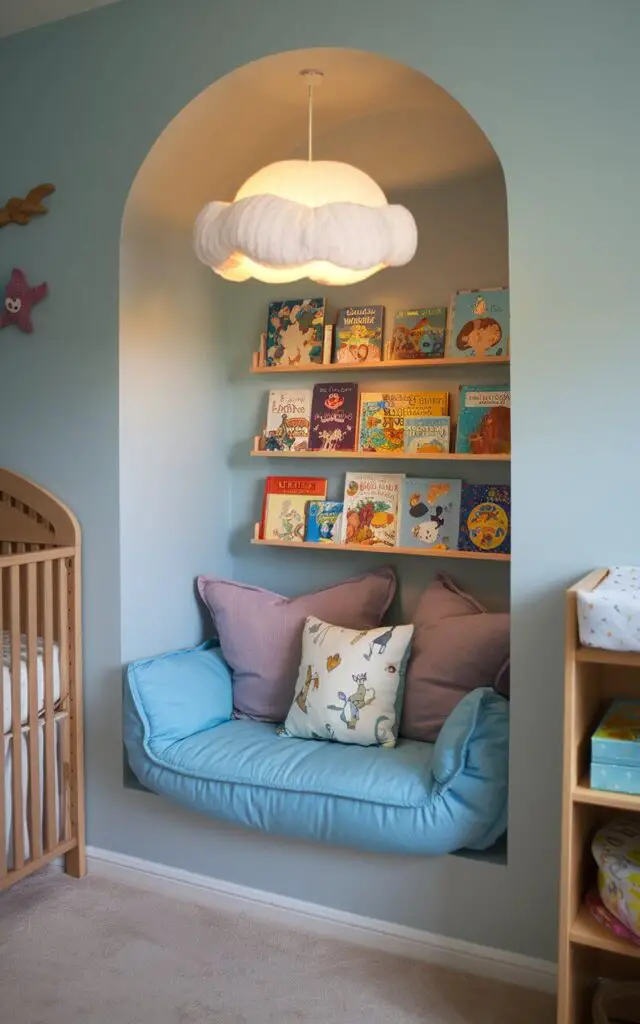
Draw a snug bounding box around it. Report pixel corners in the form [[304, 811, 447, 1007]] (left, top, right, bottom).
[[251, 526, 510, 562]]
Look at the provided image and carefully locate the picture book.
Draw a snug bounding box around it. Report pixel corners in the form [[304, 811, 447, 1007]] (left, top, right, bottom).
[[322, 325, 334, 364], [341, 473, 403, 548], [403, 416, 451, 454], [445, 288, 509, 359], [459, 385, 511, 410], [305, 501, 344, 544], [400, 478, 462, 550], [334, 306, 384, 364], [455, 386, 511, 454], [387, 307, 447, 360], [266, 298, 325, 367], [263, 389, 312, 451], [309, 382, 358, 451], [261, 476, 327, 542], [458, 483, 511, 555], [358, 391, 449, 452]]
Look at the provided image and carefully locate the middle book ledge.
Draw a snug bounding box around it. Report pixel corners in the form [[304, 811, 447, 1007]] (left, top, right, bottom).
[[251, 439, 510, 461]]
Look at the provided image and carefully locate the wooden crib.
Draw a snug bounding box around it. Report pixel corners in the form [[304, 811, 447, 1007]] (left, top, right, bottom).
[[0, 468, 85, 890]]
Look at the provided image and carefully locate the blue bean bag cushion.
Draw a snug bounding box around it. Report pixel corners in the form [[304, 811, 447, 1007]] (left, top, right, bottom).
[[124, 641, 509, 856]]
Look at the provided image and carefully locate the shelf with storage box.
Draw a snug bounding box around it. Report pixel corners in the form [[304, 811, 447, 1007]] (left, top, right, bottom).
[[558, 568, 640, 1024], [570, 906, 640, 961], [250, 438, 510, 462], [573, 774, 640, 812], [251, 524, 510, 561]]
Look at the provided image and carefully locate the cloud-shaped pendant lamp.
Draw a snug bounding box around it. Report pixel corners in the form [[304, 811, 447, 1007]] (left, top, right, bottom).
[[193, 71, 418, 286]]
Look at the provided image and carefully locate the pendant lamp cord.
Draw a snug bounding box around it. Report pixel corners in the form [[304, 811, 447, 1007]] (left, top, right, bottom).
[[308, 79, 313, 162]]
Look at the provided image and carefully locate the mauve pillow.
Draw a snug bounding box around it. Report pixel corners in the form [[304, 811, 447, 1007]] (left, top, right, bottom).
[[197, 567, 396, 722], [400, 574, 509, 743], [494, 658, 510, 699]]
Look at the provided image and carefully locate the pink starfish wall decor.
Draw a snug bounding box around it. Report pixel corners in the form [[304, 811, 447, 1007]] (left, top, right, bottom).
[[0, 268, 48, 333]]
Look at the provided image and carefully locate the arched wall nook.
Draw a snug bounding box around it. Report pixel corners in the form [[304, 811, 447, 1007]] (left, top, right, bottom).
[[120, 46, 510, 658], [118, 43, 513, 945]]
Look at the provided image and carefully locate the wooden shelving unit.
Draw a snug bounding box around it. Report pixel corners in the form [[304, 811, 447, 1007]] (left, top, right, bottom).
[[251, 526, 510, 562], [251, 351, 510, 374], [558, 568, 640, 1024]]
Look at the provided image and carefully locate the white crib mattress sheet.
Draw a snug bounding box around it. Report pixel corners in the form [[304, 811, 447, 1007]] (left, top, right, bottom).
[[2, 632, 62, 733], [577, 566, 640, 652], [4, 720, 64, 868]]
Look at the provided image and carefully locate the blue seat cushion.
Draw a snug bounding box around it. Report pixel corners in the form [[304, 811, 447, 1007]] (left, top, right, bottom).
[[124, 642, 509, 856]]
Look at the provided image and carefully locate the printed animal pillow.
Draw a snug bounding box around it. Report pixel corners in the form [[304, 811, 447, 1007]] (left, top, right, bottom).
[[282, 616, 414, 748]]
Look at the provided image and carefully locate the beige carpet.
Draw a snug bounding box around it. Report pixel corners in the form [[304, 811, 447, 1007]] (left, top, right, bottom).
[[0, 869, 554, 1024]]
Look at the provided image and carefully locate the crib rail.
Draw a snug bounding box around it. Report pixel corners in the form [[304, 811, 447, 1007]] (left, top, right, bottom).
[[0, 468, 84, 890]]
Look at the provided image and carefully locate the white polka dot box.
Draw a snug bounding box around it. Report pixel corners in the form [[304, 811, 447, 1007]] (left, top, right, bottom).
[[577, 566, 640, 652], [591, 700, 640, 797]]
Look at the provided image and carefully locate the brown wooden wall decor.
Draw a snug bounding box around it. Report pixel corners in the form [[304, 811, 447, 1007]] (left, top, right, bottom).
[[0, 184, 56, 228]]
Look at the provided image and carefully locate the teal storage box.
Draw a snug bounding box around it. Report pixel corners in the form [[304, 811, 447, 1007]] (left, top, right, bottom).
[[591, 700, 640, 795]]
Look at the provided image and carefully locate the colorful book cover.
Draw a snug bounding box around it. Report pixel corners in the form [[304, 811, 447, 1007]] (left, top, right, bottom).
[[261, 476, 327, 542], [456, 407, 511, 454], [263, 389, 312, 451], [400, 478, 462, 550], [458, 483, 511, 554], [266, 298, 325, 367], [388, 307, 447, 360], [341, 473, 403, 548], [309, 383, 358, 451], [459, 385, 511, 410], [455, 388, 511, 454], [445, 288, 509, 359], [334, 306, 384, 364], [403, 416, 451, 454], [304, 501, 344, 544], [593, 700, 640, 745], [358, 391, 449, 452]]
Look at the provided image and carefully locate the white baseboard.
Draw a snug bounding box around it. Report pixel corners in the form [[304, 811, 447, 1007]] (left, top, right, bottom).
[[87, 845, 556, 993]]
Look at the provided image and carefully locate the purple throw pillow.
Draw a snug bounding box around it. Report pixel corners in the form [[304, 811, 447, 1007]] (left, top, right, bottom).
[[197, 567, 397, 722], [400, 574, 510, 743], [494, 658, 510, 699]]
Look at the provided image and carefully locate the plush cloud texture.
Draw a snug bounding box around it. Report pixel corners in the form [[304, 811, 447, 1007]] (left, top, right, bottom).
[[193, 194, 417, 283]]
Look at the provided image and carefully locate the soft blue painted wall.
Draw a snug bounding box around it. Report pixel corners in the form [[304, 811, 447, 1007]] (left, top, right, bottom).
[[119, 212, 232, 662], [0, 0, 638, 961]]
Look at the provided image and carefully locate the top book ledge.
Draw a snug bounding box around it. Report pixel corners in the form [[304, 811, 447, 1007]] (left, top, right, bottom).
[[251, 352, 511, 374]]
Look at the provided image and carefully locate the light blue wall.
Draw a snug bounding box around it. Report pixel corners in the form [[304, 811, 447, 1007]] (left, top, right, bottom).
[[0, 0, 638, 962], [119, 212, 232, 662]]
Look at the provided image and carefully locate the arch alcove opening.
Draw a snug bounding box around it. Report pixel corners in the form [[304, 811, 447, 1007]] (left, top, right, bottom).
[[119, 48, 510, 858]]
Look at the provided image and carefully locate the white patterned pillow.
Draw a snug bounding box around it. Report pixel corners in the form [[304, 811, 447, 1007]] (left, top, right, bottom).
[[282, 616, 414, 747]]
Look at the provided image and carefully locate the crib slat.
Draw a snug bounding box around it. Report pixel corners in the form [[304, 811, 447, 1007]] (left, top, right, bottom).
[[0, 567, 6, 879], [9, 565, 24, 870], [26, 562, 42, 861], [56, 558, 70, 841], [42, 560, 56, 852]]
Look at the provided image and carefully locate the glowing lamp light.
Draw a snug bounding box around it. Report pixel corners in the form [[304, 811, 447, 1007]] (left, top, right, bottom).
[[193, 71, 418, 286]]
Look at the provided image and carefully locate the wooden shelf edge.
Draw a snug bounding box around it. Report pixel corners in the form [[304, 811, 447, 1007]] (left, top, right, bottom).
[[568, 568, 609, 594], [251, 533, 510, 561], [570, 905, 640, 959], [251, 354, 510, 374], [576, 646, 640, 667], [573, 774, 640, 812], [250, 447, 511, 462]]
